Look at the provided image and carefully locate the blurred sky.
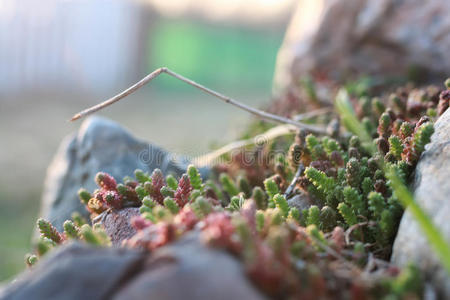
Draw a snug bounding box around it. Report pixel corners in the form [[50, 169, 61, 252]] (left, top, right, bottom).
[[0, 0, 296, 281]]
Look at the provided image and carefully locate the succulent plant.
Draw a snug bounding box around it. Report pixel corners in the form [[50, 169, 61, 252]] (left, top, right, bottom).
[[27, 77, 449, 299]]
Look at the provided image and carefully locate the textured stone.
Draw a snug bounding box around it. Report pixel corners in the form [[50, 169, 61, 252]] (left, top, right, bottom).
[[1, 234, 265, 300], [274, 0, 450, 95], [392, 108, 450, 297], [113, 232, 266, 300], [40, 116, 208, 229], [0, 242, 145, 300], [94, 207, 141, 246], [287, 192, 311, 212]]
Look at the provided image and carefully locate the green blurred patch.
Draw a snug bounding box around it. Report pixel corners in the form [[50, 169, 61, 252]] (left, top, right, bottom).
[[148, 20, 282, 94], [0, 188, 38, 282]]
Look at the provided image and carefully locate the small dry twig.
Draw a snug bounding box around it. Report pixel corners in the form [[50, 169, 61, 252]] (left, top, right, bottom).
[[308, 234, 362, 273], [195, 124, 297, 167], [70, 67, 326, 134], [284, 163, 305, 198], [195, 108, 331, 167], [363, 253, 376, 273], [345, 221, 377, 245], [92, 208, 111, 225], [291, 223, 360, 272], [292, 106, 333, 121]]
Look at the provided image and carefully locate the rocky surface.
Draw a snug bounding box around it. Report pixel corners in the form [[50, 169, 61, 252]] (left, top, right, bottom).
[[94, 207, 141, 246], [114, 232, 265, 300], [40, 116, 208, 230], [392, 108, 450, 297], [287, 192, 311, 212], [0, 242, 145, 300], [273, 0, 450, 95], [1, 234, 265, 300]]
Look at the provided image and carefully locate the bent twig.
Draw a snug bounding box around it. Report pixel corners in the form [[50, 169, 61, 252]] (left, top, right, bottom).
[[70, 67, 326, 134]]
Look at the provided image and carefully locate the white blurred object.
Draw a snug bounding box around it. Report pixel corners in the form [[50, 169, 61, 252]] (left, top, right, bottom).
[[0, 0, 145, 96]]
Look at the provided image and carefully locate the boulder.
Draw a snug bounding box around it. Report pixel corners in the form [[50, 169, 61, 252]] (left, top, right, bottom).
[[273, 0, 450, 95], [391, 108, 450, 297], [0, 242, 145, 300], [0, 235, 265, 300], [40, 116, 208, 229], [113, 232, 265, 300]]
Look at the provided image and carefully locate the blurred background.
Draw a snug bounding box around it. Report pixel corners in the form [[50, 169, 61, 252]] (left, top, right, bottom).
[[0, 0, 296, 281]]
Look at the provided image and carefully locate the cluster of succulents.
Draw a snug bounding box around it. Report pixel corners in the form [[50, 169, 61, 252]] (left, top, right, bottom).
[[30, 164, 422, 299], [26, 213, 110, 267], [284, 119, 433, 256], [26, 79, 450, 299], [78, 171, 141, 215]]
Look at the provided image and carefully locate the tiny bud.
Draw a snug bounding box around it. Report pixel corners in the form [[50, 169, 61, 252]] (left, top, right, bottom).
[[348, 147, 360, 159], [376, 137, 389, 154], [78, 188, 91, 205], [374, 179, 387, 195], [349, 136, 361, 148], [330, 151, 344, 167], [445, 78, 450, 89]]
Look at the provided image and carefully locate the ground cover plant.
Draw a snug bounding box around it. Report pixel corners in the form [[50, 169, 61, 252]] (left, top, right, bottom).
[[27, 70, 450, 299]]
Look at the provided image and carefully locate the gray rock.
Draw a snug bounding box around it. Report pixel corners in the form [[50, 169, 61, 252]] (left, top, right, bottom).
[[391, 108, 450, 297], [113, 232, 266, 300], [287, 192, 311, 212], [94, 207, 141, 246], [40, 116, 208, 229], [273, 0, 450, 95], [0, 242, 145, 300], [1, 234, 265, 300]]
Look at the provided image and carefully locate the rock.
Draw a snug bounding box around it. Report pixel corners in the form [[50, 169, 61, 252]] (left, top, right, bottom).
[[0, 242, 145, 300], [1, 234, 265, 300], [273, 0, 450, 95], [391, 108, 450, 297], [40, 116, 208, 229], [113, 232, 266, 300], [94, 207, 141, 246], [287, 192, 311, 212]]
